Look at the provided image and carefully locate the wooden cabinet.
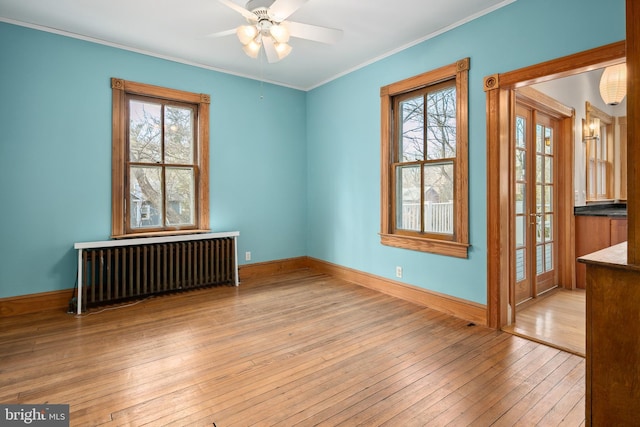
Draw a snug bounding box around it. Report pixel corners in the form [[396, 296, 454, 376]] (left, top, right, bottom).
[[581, 244, 640, 426], [575, 215, 627, 288]]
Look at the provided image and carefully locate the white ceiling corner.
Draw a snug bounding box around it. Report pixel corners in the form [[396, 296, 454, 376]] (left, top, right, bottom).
[[0, 0, 516, 90]]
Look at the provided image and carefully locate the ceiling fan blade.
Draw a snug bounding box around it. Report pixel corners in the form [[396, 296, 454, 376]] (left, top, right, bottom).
[[262, 37, 280, 63], [205, 29, 237, 38], [217, 0, 256, 21], [268, 0, 308, 21], [284, 21, 343, 44]]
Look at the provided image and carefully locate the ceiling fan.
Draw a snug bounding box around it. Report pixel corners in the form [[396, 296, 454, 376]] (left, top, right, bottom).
[[211, 0, 343, 62]]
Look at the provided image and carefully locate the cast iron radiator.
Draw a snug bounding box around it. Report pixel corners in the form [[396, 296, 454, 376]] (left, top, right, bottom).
[[74, 232, 239, 313]]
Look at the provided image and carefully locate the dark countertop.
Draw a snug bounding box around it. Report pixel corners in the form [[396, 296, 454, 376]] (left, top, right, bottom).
[[574, 203, 627, 218]]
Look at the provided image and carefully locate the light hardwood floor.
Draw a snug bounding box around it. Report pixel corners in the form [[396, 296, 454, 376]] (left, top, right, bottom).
[[504, 290, 586, 357], [0, 270, 585, 426]]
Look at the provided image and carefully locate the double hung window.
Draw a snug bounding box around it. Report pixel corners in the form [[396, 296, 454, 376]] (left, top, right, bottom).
[[380, 59, 470, 258], [111, 78, 210, 237]]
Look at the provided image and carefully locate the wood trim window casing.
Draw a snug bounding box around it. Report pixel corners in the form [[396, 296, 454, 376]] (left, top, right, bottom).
[[111, 78, 210, 238], [585, 101, 615, 201], [380, 58, 470, 258]]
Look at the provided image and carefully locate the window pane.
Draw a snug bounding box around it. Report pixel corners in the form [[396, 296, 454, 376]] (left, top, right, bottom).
[[426, 86, 456, 160], [166, 167, 195, 226], [423, 162, 454, 235], [129, 100, 162, 163], [130, 166, 163, 229], [599, 162, 607, 195], [396, 165, 421, 231], [399, 96, 424, 162], [165, 106, 194, 164]]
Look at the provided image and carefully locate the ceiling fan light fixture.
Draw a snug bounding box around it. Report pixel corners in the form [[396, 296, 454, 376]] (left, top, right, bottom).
[[275, 41, 292, 60], [269, 24, 289, 43], [242, 39, 262, 58], [236, 25, 258, 45]]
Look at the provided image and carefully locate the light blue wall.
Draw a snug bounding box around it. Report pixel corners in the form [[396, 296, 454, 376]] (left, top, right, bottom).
[[306, 0, 625, 304], [0, 23, 307, 298], [0, 0, 626, 303]]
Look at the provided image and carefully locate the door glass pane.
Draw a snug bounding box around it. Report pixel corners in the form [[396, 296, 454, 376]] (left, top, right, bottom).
[[516, 248, 525, 281], [515, 183, 525, 214], [516, 116, 526, 148], [545, 185, 553, 212], [129, 100, 162, 163], [536, 218, 543, 244], [426, 85, 456, 160], [515, 149, 526, 181], [536, 124, 543, 153], [130, 166, 163, 229], [545, 214, 553, 241], [396, 165, 420, 231], [545, 243, 553, 271], [423, 162, 454, 234], [545, 157, 553, 183], [536, 184, 543, 214], [165, 106, 194, 164], [399, 95, 424, 161], [536, 154, 544, 183], [536, 245, 544, 274], [515, 216, 525, 247], [544, 127, 553, 154], [166, 167, 195, 226]]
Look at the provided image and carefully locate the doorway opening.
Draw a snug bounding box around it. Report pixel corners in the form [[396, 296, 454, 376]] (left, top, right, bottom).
[[484, 41, 627, 346]]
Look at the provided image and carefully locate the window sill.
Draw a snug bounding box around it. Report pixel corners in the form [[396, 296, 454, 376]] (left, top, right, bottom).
[[380, 233, 469, 258], [111, 229, 211, 240]]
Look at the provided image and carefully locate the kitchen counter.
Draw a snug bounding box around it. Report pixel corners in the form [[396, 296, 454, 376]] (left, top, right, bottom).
[[574, 203, 627, 217]]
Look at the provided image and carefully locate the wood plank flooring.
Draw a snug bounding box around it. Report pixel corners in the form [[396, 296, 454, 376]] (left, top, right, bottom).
[[0, 269, 585, 426], [504, 290, 586, 357]]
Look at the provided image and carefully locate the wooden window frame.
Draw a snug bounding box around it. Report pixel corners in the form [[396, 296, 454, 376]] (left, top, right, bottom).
[[585, 101, 615, 201], [111, 78, 210, 238], [380, 58, 470, 258]]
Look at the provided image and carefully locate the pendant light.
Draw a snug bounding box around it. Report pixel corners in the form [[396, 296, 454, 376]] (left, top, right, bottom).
[[599, 63, 627, 106]]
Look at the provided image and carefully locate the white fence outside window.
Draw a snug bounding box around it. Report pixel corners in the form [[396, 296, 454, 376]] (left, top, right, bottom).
[[401, 201, 454, 234]]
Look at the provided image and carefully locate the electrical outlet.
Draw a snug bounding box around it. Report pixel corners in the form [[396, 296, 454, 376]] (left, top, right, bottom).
[[395, 266, 403, 278], [245, 251, 251, 261]]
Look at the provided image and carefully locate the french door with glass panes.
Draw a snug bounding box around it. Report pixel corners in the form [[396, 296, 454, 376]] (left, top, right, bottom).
[[514, 103, 558, 305]]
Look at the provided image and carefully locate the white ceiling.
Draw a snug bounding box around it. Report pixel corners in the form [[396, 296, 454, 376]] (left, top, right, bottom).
[[0, 0, 515, 90]]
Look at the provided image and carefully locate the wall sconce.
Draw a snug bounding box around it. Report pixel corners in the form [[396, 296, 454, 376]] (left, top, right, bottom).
[[582, 101, 601, 143], [582, 118, 599, 142]]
